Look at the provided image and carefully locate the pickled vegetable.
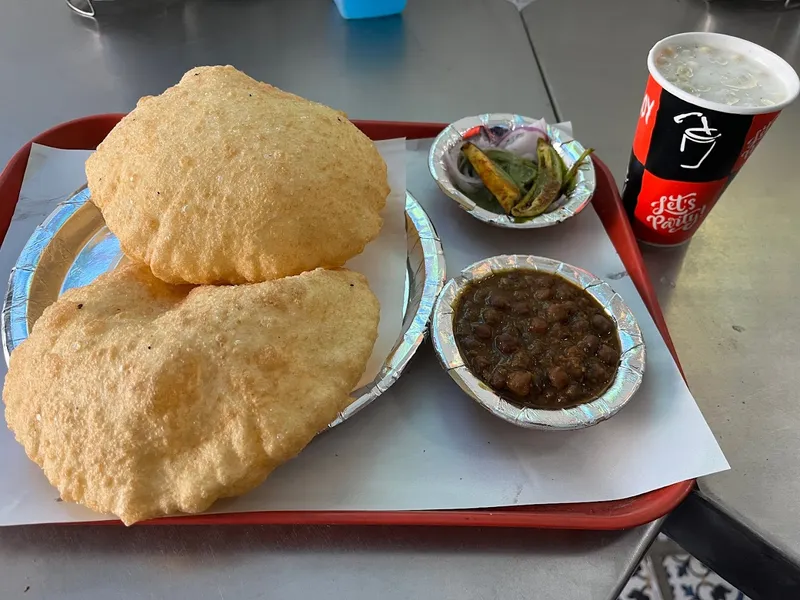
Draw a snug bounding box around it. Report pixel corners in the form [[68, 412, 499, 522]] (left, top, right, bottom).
[[560, 147, 594, 196], [511, 139, 563, 218], [447, 122, 594, 220], [484, 149, 538, 190], [461, 143, 521, 213]]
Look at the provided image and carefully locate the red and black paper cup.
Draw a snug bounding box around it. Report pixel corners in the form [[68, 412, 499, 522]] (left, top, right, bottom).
[[622, 32, 799, 246]]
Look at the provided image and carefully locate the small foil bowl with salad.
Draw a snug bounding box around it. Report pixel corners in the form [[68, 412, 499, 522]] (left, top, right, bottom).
[[429, 114, 597, 229], [431, 255, 646, 430]]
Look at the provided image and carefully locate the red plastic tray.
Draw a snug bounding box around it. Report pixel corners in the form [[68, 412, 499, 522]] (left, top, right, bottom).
[[0, 116, 693, 529]]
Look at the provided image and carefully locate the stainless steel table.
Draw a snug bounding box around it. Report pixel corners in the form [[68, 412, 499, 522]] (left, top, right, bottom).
[[524, 0, 800, 569], [0, 0, 553, 163], [0, 1, 656, 599]]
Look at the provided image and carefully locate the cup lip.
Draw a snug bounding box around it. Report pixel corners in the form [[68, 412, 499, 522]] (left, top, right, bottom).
[[647, 31, 800, 116]]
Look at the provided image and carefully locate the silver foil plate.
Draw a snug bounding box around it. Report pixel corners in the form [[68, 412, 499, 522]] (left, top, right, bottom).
[[428, 114, 596, 229], [431, 255, 645, 431], [2, 187, 446, 429]]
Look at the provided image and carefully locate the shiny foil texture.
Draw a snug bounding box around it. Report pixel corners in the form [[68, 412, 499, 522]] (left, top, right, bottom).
[[2, 187, 446, 429], [431, 255, 645, 430], [428, 114, 597, 229]]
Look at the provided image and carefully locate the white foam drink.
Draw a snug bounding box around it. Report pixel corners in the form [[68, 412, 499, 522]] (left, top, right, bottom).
[[655, 43, 786, 109]]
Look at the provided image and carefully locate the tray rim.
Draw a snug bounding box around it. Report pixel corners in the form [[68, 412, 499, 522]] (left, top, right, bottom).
[[0, 115, 694, 530]]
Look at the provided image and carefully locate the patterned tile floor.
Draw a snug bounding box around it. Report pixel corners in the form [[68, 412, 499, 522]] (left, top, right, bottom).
[[618, 535, 749, 600]]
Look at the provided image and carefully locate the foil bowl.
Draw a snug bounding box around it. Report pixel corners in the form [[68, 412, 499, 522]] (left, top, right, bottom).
[[431, 255, 645, 430], [2, 187, 446, 430], [332, 192, 446, 427], [428, 114, 596, 229]]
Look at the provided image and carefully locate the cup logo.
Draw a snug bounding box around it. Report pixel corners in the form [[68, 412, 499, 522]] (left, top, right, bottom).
[[673, 112, 722, 170], [646, 192, 707, 234], [643, 89, 752, 182]]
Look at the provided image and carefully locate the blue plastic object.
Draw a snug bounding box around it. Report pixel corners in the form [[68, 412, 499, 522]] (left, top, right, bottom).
[[334, 0, 406, 19]]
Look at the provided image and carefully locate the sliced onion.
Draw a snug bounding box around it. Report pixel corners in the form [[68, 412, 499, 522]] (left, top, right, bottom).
[[445, 145, 482, 192], [446, 119, 551, 194], [497, 120, 549, 144], [496, 123, 548, 158], [469, 128, 496, 150]]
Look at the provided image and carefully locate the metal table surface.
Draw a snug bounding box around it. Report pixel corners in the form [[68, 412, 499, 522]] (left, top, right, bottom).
[[524, 0, 800, 565], [0, 1, 655, 599]]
